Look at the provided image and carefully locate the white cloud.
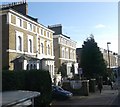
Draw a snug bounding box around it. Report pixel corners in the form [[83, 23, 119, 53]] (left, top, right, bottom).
[[76, 33, 118, 53], [95, 24, 106, 29], [94, 33, 118, 53]]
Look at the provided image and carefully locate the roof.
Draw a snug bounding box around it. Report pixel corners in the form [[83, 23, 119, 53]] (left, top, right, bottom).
[[11, 54, 55, 63], [11, 54, 39, 62], [1, 3, 54, 33], [62, 34, 70, 39], [1, 7, 38, 22]]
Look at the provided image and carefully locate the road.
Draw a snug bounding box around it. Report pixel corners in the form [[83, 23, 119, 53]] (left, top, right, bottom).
[[51, 85, 119, 107]]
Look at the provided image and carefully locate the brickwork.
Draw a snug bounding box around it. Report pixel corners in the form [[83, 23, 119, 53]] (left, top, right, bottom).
[[23, 20, 27, 29], [37, 27, 39, 34], [50, 32, 52, 39], [44, 30, 46, 36], [9, 25, 16, 50], [9, 52, 18, 70], [33, 25, 36, 32], [11, 14, 16, 24], [33, 34, 37, 53], [2, 3, 54, 71], [44, 41, 47, 55]]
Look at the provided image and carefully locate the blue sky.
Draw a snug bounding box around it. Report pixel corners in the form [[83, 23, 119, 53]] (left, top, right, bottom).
[[28, 2, 118, 53]]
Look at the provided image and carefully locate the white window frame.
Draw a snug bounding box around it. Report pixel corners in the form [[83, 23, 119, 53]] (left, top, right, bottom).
[[40, 42, 44, 54], [40, 38, 45, 54], [18, 36, 22, 51], [29, 39, 32, 53], [46, 41, 51, 55], [47, 44, 50, 55], [28, 35, 33, 53], [27, 22, 32, 31], [16, 17, 23, 27], [47, 31, 49, 37], [16, 31, 23, 52]]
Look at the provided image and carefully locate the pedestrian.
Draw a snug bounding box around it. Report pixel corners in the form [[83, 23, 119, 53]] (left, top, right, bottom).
[[53, 77, 57, 85], [110, 81, 113, 90], [98, 82, 103, 93], [58, 81, 61, 86]]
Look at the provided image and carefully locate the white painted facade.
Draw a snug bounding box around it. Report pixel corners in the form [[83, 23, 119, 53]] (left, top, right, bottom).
[[53, 33, 78, 78]]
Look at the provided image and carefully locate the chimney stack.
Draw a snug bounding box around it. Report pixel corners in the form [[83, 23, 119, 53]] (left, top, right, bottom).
[[1, 1, 28, 15]]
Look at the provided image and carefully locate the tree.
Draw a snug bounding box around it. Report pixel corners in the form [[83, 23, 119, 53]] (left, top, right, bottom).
[[58, 63, 67, 77], [80, 34, 107, 79]]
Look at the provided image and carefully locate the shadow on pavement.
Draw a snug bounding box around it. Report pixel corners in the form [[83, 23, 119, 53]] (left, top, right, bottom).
[[111, 92, 120, 107]]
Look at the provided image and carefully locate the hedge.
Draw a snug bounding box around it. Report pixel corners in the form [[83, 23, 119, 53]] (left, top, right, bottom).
[[2, 70, 52, 106]]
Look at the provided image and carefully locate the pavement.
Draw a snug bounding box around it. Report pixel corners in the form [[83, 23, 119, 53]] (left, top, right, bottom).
[[51, 84, 120, 107]]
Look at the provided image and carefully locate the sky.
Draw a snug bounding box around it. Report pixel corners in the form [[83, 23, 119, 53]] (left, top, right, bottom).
[[2, 1, 118, 53], [27, 2, 118, 53]]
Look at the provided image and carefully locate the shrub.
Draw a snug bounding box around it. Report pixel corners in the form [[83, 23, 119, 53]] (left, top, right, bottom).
[[2, 70, 52, 106]]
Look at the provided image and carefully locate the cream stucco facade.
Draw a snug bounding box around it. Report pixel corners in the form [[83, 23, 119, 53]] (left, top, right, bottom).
[[49, 24, 78, 78], [100, 48, 118, 68]]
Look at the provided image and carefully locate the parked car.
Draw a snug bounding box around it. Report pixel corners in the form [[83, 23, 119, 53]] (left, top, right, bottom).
[[52, 85, 73, 100]]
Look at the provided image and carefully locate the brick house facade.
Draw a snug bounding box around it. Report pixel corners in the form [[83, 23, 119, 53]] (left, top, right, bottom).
[[1, 2, 55, 79]]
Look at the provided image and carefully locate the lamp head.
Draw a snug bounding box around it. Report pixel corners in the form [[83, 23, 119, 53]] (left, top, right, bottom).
[[107, 42, 111, 44]]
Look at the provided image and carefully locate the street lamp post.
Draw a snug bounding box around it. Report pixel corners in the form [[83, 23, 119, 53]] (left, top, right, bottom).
[[107, 42, 111, 69]]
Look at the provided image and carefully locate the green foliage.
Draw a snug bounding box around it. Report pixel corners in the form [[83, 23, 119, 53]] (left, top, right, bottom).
[[107, 68, 115, 81], [74, 74, 80, 80], [2, 71, 18, 91], [2, 70, 52, 106], [58, 63, 67, 77], [80, 35, 107, 79]]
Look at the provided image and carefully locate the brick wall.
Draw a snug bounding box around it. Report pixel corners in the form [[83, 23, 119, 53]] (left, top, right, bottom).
[[11, 14, 16, 24]]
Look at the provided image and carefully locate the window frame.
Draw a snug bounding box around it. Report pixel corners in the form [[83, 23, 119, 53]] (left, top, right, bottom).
[[48, 44, 50, 55], [18, 36, 22, 51], [16, 31, 23, 52], [41, 29, 43, 35], [41, 42, 44, 54], [47, 31, 49, 37], [28, 35, 33, 53], [28, 22, 32, 31], [29, 39, 32, 53], [16, 17, 22, 27]]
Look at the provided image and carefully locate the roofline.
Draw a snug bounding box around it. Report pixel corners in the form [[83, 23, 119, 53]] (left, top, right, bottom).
[[1, 8, 54, 33], [53, 34, 77, 44]]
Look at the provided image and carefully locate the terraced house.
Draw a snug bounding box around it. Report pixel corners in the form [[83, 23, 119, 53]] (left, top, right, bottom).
[[1, 1, 55, 79], [48, 24, 78, 78], [100, 48, 118, 69]]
